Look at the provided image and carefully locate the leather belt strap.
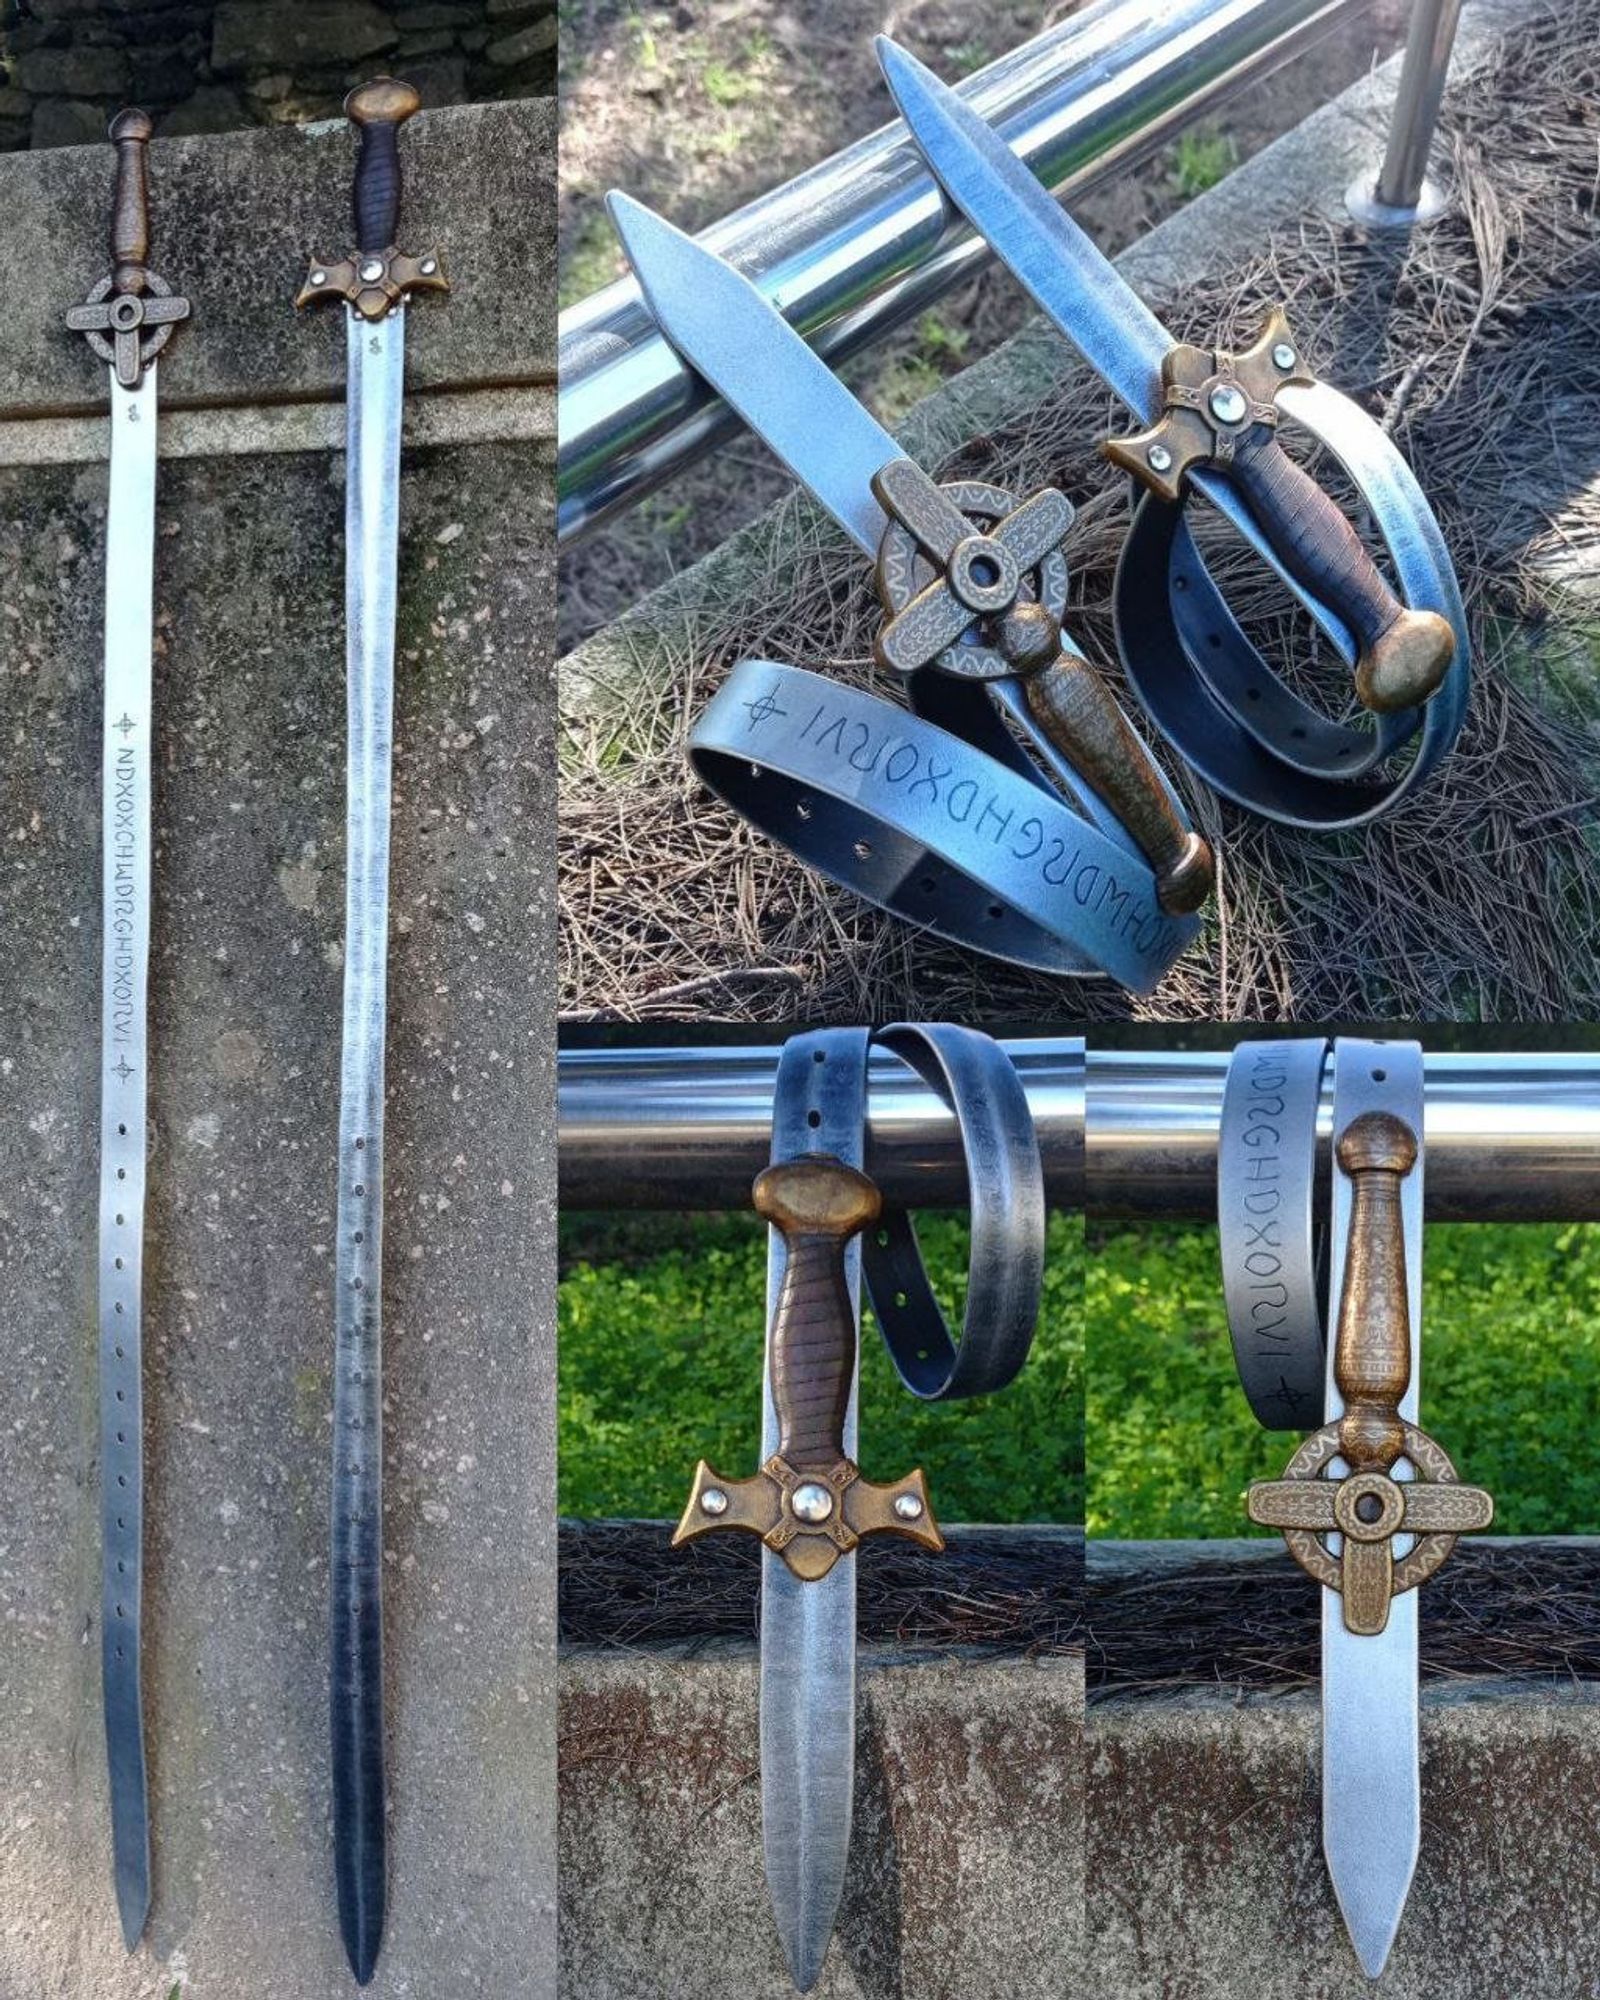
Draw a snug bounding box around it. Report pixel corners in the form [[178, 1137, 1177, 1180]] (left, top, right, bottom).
[[689, 662, 1198, 995], [1219, 1037, 1425, 1432], [1115, 381, 1469, 828], [1217, 1037, 1331, 1431], [864, 1023, 1044, 1400], [98, 362, 158, 1948]]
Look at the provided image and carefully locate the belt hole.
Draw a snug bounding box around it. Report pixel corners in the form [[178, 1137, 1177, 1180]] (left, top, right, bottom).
[[987, 903, 1003, 920], [1290, 727, 1307, 741], [1207, 633, 1221, 649], [895, 1291, 909, 1309], [1371, 1067, 1387, 1083], [812, 1050, 826, 1064], [853, 840, 871, 860], [876, 1229, 889, 1248], [1174, 576, 1189, 592], [1246, 688, 1261, 702], [806, 1110, 821, 1129]]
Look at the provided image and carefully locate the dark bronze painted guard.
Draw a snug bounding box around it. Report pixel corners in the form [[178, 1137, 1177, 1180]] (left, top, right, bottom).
[[1103, 307, 1454, 714], [869, 456, 1213, 916], [295, 79, 450, 322], [1248, 1111, 1493, 1635], [64, 109, 190, 389], [673, 1156, 945, 1582]]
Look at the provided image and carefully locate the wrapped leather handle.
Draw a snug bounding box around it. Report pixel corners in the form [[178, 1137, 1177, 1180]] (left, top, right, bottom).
[[347, 78, 419, 253], [1021, 653, 1214, 916], [107, 108, 152, 296], [1233, 436, 1454, 714], [755, 1158, 880, 1469]]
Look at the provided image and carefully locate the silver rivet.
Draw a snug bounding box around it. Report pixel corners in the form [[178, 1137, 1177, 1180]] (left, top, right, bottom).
[[1147, 443, 1173, 473], [791, 1482, 834, 1525], [893, 1493, 924, 1522], [700, 1488, 729, 1517], [420, 257, 437, 276], [1272, 341, 1297, 371], [360, 257, 384, 283], [1209, 383, 1248, 426], [311, 269, 327, 286]]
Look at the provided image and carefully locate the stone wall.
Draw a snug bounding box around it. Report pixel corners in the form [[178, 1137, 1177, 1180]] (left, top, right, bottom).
[[1, 0, 554, 152]]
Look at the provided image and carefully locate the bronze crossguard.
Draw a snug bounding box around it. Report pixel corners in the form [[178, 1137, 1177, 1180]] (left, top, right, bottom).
[[672, 1156, 944, 1583], [296, 80, 449, 324], [868, 456, 1213, 917], [1248, 1111, 1493, 1636], [64, 110, 190, 390], [1102, 307, 1455, 714]]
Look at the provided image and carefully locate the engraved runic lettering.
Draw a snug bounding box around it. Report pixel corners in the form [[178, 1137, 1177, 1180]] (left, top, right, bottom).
[[743, 689, 787, 731]]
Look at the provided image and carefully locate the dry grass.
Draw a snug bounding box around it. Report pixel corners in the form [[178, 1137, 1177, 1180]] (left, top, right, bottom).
[[560, 0, 1600, 1023]]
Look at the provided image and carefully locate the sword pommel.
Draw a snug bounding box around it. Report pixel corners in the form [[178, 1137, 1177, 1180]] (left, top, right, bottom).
[[671, 1155, 944, 1581], [64, 108, 189, 391], [297, 77, 449, 323]]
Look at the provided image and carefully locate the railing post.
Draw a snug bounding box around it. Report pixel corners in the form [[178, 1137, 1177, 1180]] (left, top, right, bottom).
[[1346, 0, 1463, 226]]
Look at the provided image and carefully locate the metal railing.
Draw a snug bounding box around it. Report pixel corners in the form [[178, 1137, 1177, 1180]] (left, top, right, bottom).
[[558, 0, 1383, 543], [557, 1043, 1600, 1220]]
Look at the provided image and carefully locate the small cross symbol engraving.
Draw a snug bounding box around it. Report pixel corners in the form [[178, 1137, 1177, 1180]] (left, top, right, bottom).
[[742, 690, 787, 732], [112, 1057, 136, 1083], [115, 713, 137, 736]]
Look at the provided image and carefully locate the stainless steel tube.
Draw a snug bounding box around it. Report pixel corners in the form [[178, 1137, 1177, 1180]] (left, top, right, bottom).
[[1087, 1050, 1600, 1220], [1374, 0, 1463, 209], [558, 1039, 1086, 1208], [558, 1044, 1600, 1220], [558, 0, 1375, 543]]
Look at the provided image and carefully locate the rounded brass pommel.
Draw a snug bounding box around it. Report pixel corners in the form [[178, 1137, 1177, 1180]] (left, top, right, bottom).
[[1157, 832, 1215, 917], [108, 108, 152, 145], [345, 78, 422, 127], [753, 1158, 881, 1239], [1356, 608, 1456, 713], [1336, 1109, 1418, 1179]]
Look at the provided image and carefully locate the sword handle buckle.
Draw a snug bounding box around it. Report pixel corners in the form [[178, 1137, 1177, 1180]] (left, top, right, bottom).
[[1248, 1112, 1493, 1633], [671, 1156, 945, 1582]]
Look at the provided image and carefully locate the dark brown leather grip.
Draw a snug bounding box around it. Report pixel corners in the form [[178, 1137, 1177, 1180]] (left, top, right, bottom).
[[1022, 653, 1213, 916], [753, 1157, 881, 1470], [346, 79, 420, 252], [107, 107, 152, 296], [1232, 431, 1454, 713], [1333, 1111, 1417, 1471]]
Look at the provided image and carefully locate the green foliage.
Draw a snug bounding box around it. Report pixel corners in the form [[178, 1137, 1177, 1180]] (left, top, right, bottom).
[[560, 1211, 1084, 1523], [559, 210, 623, 310], [1087, 1220, 1600, 1539], [1171, 127, 1237, 198]]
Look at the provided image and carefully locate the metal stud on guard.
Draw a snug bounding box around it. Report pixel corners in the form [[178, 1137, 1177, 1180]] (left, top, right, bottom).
[[1248, 1111, 1493, 1634], [672, 1157, 945, 1581]]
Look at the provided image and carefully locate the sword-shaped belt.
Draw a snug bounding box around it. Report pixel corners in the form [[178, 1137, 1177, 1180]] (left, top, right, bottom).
[[672, 1023, 1047, 1988], [1218, 1036, 1494, 1975], [65, 107, 191, 1953], [607, 192, 1208, 997], [879, 39, 1471, 832], [297, 77, 448, 1986]]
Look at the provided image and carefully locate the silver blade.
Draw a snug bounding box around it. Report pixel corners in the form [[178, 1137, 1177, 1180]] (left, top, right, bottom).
[[878, 35, 1361, 660], [330, 304, 404, 1986], [875, 37, 1171, 424], [759, 1222, 860, 1993], [606, 192, 896, 558], [1322, 1042, 1422, 1978], [99, 363, 158, 1952]]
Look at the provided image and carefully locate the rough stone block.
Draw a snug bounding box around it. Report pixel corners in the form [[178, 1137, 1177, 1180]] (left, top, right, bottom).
[[12, 43, 130, 95], [211, 0, 398, 75]]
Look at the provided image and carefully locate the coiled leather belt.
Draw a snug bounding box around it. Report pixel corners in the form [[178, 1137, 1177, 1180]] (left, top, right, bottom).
[[1116, 383, 1470, 829]]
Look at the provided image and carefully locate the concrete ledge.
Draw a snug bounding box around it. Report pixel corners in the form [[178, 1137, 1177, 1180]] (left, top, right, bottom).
[[1088, 1681, 1600, 1997], [559, 1645, 1085, 1999]]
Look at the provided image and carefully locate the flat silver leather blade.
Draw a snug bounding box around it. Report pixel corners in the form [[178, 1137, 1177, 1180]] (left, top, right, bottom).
[[329, 302, 404, 1987], [606, 192, 896, 559], [100, 362, 158, 1953], [875, 37, 1171, 422], [1323, 1040, 1423, 1978]]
